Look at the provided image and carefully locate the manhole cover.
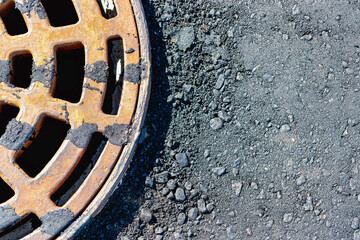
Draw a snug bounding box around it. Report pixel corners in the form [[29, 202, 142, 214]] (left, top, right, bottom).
[[0, 0, 150, 239]]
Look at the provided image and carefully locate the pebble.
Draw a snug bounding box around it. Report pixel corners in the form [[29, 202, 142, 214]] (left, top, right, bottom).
[[292, 5, 301, 15], [234, 158, 241, 166], [176, 27, 195, 51], [197, 199, 208, 213], [175, 188, 186, 201], [206, 203, 215, 213], [175, 153, 189, 167], [155, 171, 169, 183], [215, 74, 225, 89], [257, 189, 266, 199], [174, 233, 186, 240], [155, 227, 165, 235], [352, 217, 360, 230], [296, 175, 307, 186], [140, 209, 152, 223], [280, 124, 291, 132], [283, 213, 293, 223], [232, 182, 242, 196], [188, 207, 199, 220], [167, 179, 177, 190], [145, 176, 154, 188], [303, 196, 314, 211], [210, 118, 223, 130], [354, 230, 360, 240], [301, 34, 313, 41], [177, 212, 186, 225], [218, 110, 231, 122], [204, 149, 210, 158], [212, 167, 226, 176]]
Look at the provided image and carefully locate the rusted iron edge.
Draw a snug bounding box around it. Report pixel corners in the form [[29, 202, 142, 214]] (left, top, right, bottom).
[[58, 0, 151, 238]]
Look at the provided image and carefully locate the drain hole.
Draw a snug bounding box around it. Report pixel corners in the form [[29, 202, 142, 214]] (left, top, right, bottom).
[[10, 52, 33, 88], [51, 132, 107, 206], [53, 43, 84, 103], [40, 0, 79, 27], [16, 117, 70, 178], [102, 37, 124, 115], [96, 0, 117, 19], [0, 213, 41, 239], [0, 3, 28, 36], [0, 104, 19, 137], [0, 177, 14, 204]]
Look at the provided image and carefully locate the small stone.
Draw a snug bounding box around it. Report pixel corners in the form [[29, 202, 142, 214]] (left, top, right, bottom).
[[174, 233, 186, 240], [175, 153, 189, 167], [212, 167, 226, 176], [232, 182, 242, 196], [215, 74, 225, 89], [175, 188, 186, 202], [301, 34, 313, 41], [250, 182, 258, 190], [162, 187, 170, 196], [280, 124, 291, 132], [177, 212, 186, 225], [155, 227, 165, 235], [226, 226, 235, 239], [352, 217, 360, 230], [283, 213, 293, 223], [176, 27, 195, 51], [218, 110, 231, 122], [197, 199, 208, 213], [296, 175, 306, 186], [234, 158, 241, 166], [188, 208, 199, 220], [210, 118, 223, 130], [184, 181, 192, 190], [145, 176, 154, 188], [204, 149, 210, 158], [155, 236, 163, 240], [167, 179, 177, 190], [154, 171, 169, 183], [140, 209, 152, 223], [257, 189, 266, 199], [303, 196, 314, 211], [206, 203, 215, 213], [292, 5, 301, 15], [354, 230, 360, 240]]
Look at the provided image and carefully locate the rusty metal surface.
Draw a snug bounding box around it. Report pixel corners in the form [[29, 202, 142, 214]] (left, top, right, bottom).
[[0, 0, 151, 239]]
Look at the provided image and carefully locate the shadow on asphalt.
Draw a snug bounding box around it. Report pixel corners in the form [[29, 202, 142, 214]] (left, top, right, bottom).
[[76, 1, 171, 239]]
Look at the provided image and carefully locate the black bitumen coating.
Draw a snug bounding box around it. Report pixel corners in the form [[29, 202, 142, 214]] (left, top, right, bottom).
[[31, 58, 55, 88], [103, 124, 132, 146], [0, 119, 34, 151], [84, 61, 108, 83], [66, 123, 98, 148], [0, 206, 21, 230], [15, 0, 47, 20], [124, 63, 140, 84], [39, 209, 75, 236]]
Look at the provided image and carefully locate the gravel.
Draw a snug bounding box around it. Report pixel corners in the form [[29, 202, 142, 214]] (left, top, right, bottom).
[[76, 0, 360, 239]]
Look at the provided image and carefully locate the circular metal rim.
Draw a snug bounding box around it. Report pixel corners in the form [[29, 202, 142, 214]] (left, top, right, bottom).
[[58, 0, 151, 238]]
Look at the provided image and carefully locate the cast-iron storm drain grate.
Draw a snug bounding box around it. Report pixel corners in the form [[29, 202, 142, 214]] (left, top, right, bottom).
[[0, 0, 150, 239]]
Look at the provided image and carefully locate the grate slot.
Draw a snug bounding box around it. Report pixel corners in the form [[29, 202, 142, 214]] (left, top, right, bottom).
[[0, 177, 14, 204], [102, 37, 124, 115], [16, 117, 70, 178], [0, 213, 41, 239], [96, 0, 118, 19], [40, 0, 79, 27], [0, 104, 19, 137], [51, 132, 107, 206], [53, 43, 85, 103], [10, 52, 33, 89], [0, 2, 28, 36]]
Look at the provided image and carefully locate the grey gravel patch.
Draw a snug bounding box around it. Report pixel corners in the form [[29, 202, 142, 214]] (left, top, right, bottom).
[[175, 153, 189, 167], [40, 209, 75, 236], [66, 123, 98, 148], [0, 119, 34, 151], [103, 124, 132, 146], [175, 27, 195, 51], [124, 63, 140, 84], [84, 61, 108, 83], [209, 118, 223, 130], [15, 0, 47, 19], [31, 58, 55, 88], [0, 205, 21, 230], [0, 60, 11, 85]]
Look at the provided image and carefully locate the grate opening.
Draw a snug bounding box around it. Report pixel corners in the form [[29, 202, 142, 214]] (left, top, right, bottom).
[[0, 177, 14, 204], [10, 52, 33, 88], [51, 132, 107, 206], [16, 117, 70, 178], [96, 0, 118, 19], [53, 43, 85, 103], [0, 213, 41, 239], [0, 104, 19, 137], [40, 0, 79, 27], [0, 2, 28, 36], [102, 37, 124, 115]]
